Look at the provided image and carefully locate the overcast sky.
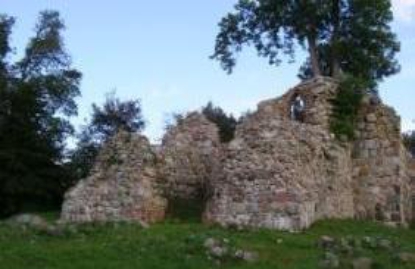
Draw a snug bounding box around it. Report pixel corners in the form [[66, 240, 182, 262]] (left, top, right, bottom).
[[3, 0, 415, 142]]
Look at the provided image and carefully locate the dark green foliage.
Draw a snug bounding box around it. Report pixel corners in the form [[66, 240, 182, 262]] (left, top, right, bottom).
[[202, 102, 237, 143], [330, 76, 368, 140], [68, 93, 145, 182], [213, 1, 400, 143], [212, 0, 400, 88], [89, 92, 145, 143], [403, 131, 415, 157], [65, 131, 100, 182], [298, 0, 401, 89], [211, 0, 325, 76], [0, 11, 81, 217]]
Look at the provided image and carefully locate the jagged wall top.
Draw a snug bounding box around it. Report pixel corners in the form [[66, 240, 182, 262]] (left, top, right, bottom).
[[256, 77, 338, 129]]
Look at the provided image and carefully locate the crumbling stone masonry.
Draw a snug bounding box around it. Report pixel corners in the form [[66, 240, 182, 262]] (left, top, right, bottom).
[[205, 77, 413, 230], [61, 77, 413, 230], [158, 112, 222, 200], [352, 96, 412, 225], [61, 131, 167, 223], [408, 158, 415, 223], [204, 78, 355, 230]]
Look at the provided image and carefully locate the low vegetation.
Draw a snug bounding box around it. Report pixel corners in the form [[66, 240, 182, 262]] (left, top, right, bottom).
[[1, 216, 415, 269], [330, 76, 367, 140]]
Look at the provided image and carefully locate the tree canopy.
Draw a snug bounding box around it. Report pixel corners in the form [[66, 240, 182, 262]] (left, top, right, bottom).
[[0, 11, 81, 217], [68, 93, 145, 181], [212, 0, 400, 88]]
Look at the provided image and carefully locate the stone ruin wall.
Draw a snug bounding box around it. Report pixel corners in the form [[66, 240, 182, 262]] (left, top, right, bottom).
[[204, 78, 355, 230], [61, 77, 414, 230], [61, 131, 167, 223], [408, 158, 415, 222], [158, 112, 222, 200], [257, 77, 338, 129], [205, 77, 412, 230], [352, 98, 412, 225]]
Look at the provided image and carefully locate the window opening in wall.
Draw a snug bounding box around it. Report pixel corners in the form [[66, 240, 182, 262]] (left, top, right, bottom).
[[290, 95, 305, 122]]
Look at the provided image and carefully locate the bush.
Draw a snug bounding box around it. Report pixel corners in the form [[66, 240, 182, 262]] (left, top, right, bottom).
[[202, 102, 237, 143], [330, 76, 368, 140]]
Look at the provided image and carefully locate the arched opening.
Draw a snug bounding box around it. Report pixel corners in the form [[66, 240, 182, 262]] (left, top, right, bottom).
[[290, 94, 306, 122]]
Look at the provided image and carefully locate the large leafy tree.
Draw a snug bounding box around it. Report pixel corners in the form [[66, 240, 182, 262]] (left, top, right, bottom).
[[212, 0, 400, 87], [68, 93, 145, 181], [0, 11, 81, 217]]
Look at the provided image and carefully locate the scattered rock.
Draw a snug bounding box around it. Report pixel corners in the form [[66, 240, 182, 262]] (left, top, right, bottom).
[[204, 238, 228, 258], [352, 257, 373, 269], [377, 239, 392, 250], [204, 238, 218, 249], [6, 214, 49, 230], [397, 252, 415, 263], [319, 235, 336, 250], [210, 246, 228, 258], [204, 237, 258, 263], [234, 249, 258, 262]]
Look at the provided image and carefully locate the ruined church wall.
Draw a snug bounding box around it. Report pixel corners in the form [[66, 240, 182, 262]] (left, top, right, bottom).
[[205, 79, 355, 231], [60, 78, 413, 230], [61, 131, 167, 223], [352, 99, 412, 225], [256, 77, 338, 129], [408, 158, 415, 222], [158, 112, 222, 200]]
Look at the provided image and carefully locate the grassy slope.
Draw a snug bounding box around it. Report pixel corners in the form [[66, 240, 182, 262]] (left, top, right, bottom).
[[0, 218, 415, 269]]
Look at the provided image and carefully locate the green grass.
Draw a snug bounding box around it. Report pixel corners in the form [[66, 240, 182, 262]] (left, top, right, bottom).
[[0, 217, 415, 269]]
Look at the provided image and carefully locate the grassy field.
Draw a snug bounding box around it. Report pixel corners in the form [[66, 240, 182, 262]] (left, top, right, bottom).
[[0, 216, 415, 269]]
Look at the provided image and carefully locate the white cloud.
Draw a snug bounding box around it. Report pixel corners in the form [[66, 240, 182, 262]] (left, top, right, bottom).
[[392, 0, 415, 22]]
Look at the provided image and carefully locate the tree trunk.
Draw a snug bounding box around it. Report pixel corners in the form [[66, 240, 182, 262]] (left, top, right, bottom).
[[307, 35, 321, 77]]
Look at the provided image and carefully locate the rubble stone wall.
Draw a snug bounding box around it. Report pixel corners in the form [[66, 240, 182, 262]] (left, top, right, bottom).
[[158, 112, 222, 200], [352, 100, 412, 225], [61, 77, 413, 230], [408, 158, 415, 222], [205, 77, 412, 230], [205, 78, 355, 230], [256, 77, 337, 129], [61, 131, 167, 223]]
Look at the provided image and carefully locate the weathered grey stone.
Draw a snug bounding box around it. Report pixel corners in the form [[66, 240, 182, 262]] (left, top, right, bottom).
[[397, 252, 415, 263], [205, 78, 355, 231], [158, 112, 222, 200], [353, 97, 412, 225], [352, 257, 373, 269], [205, 77, 413, 230], [61, 131, 167, 224], [234, 250, 259, 262], [60, 77, 414, 230], [366, 114, 377, 123], [6, 213, 49, 229]]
